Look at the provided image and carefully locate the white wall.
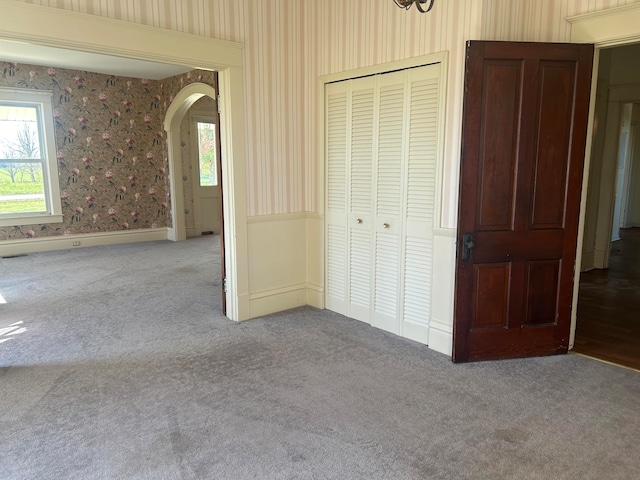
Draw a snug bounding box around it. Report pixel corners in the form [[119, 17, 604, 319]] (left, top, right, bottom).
[[581, 43, 640, 270], [581, 49, 612, 270], [625, 104, 640, 227], [611, 103, 634, 240]]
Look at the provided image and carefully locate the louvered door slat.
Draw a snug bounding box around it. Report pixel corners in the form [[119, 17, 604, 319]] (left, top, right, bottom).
[[348, 82, 375, 322], [401, 72, 441, 343], [349, 228, 372, 322], [327, 91, 348, 213], [373, 232, 400, 333], [403, 237, 432, 327], [325, 83, 349, 315], [350, 88, 374, 215], [376, 81, 405, 219]]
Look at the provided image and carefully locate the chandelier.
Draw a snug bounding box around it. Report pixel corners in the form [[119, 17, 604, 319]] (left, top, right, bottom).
[[394, 0, 435, 13]]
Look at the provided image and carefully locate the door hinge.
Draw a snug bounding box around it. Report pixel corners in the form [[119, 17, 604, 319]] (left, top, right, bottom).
[[223, 277, 228, 292], [217, 95, 222, 113]]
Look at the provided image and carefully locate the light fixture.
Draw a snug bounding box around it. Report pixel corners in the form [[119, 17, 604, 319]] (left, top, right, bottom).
[[394, 0, 435, 13]]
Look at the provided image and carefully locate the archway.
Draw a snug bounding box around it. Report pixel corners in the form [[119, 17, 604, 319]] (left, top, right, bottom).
[[165, 81, 229, 314], [164, 82, 219, 242]]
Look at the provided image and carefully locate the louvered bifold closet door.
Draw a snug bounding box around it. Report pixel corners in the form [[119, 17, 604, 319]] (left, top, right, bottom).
[[325, 62, 442, 345], [372, 70, 407, 334], [325, 81, 349, 315], [348, 78, 376, 323], [400, 66, 441, 344]]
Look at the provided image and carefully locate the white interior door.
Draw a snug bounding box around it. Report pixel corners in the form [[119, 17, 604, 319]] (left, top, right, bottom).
[[191, 116, 220, 235]]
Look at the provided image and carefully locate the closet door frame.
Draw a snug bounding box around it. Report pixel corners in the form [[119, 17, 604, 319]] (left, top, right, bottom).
[[320, 52, 449, 343]]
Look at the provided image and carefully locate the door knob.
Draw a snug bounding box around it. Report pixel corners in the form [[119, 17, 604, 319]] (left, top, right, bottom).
[[356, 218, 363, 224], [462, 232, 475, 262], [383, 223, 390, 229]]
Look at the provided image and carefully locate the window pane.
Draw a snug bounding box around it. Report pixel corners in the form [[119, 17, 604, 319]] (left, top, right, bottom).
[[197, 122, 217, 186], [0, 162, 46, 214], [0, 106, 41, 159]]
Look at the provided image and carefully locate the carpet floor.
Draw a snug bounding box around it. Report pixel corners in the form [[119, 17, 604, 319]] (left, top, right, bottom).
[[0, 237, 639, 480]]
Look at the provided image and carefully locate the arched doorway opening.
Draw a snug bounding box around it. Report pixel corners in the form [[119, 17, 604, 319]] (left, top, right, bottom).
[[164, 81, 226, 313]]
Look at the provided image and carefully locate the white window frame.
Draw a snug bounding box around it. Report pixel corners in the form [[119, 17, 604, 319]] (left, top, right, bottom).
[[0, 88, 62, 227]]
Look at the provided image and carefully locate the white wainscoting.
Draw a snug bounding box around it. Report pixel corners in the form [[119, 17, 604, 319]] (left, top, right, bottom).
[[246, 213, 322, 318], [0, 228, 169, 257], [305, 213, 325, 310], [428, 228, 456, 356]]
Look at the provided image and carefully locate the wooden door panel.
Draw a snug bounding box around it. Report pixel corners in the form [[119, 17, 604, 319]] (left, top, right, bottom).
[[530, 62, 576, 229], [524, 260, 561, 326], [468, 230, 563, 263], [471, 263, 511, 330], [465, 327, 566, 361], [477, 61, 523, 232], [453, 41, 594, 362]]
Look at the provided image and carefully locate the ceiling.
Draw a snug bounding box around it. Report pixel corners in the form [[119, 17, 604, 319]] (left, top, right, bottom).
[[0, 39, 193, 80]]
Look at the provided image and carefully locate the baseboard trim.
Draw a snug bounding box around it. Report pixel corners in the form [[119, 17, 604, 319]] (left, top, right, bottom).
[[306, 283, 324, 309], [0, 228, 170, 257], [403, 321, 429, 345], [580, 250, 595, 272], [249, 283, 309, 318], [428, 318, 453, 357]]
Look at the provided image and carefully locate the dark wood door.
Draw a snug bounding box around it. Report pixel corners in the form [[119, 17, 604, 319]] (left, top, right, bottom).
[[453, 41, 594, 362], [213, 72, 226, 316]]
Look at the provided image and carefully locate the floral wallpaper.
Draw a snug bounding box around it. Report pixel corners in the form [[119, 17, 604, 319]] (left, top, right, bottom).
[[0, 61, 216, 241]]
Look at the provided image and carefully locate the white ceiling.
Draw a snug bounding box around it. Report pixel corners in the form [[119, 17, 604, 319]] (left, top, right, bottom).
[[0, 39, 193, 80]]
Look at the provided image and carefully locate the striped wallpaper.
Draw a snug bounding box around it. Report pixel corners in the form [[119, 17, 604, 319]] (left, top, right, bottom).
[[481, 0, 640, 42], [308, 0, 483, 226], [11, 0, 640, 222]]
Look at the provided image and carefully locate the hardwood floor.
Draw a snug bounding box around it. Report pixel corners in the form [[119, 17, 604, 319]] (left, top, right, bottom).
[[574, 227, 640, 370]]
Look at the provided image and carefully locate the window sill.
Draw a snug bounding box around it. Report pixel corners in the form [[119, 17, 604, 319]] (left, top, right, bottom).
[[0, 214, 64, 228]]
